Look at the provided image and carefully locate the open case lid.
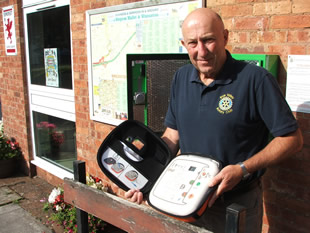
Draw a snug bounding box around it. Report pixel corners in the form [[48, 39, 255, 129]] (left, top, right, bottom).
[[97, 120, 172, 193]]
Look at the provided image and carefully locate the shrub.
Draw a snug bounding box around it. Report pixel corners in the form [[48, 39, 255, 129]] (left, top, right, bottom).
[[43, 175, 107, 233], [0, 121, 22, 160]]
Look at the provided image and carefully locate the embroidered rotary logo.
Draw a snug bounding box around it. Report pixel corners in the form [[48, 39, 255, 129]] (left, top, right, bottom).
[[216, 94, 234, 114]]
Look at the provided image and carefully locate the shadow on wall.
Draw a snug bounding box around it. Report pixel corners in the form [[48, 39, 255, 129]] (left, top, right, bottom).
[[262, 101, 310, 233]]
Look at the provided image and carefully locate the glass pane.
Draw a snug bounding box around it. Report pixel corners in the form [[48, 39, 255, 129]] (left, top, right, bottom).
[[33, 111, 76, 171], [27, 6, 72, 89]]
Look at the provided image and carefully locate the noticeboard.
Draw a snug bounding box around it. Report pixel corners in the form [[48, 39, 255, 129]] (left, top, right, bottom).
[[286, 55, 310, 114], [86, 0, 201, 125]]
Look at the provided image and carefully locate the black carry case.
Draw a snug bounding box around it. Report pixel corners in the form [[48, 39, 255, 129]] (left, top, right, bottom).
[[97, 120, 222, 222], [97, 120, 173, 193]]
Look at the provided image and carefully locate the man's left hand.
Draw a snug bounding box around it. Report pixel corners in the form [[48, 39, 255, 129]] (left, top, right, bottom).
[[208, 164, 243, 207]]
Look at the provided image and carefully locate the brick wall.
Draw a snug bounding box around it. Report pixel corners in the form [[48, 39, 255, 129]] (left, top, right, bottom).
[[0, 0, 31, 174], [208, 1, 310, 233], [71, 0, 310, 232], [0, 0, 308, 232], [71, 0, 143, 196]]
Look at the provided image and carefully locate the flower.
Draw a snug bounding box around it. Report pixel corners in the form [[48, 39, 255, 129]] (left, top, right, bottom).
[[36, 121, 64, 147], [51, 131, 64, 147], [36, 121, 56, 129], [55, 205, 62, 211], [48, 187, 62, 204], [86, 174, 108, 192], [43, 174, 107, 233], [0, 121, 22, 160]]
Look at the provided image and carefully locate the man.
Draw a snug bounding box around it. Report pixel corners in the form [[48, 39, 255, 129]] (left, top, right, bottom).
[[126, 8, 303, 233]]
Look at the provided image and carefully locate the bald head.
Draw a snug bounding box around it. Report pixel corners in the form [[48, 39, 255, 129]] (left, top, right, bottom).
[[182, 8, 225, 38], [181, 8, 228, 79]]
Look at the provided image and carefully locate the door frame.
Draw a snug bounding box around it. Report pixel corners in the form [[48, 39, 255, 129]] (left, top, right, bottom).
[[23, 0, 75, 179]]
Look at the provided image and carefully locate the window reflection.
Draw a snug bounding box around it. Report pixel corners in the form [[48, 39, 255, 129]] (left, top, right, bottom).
[[27, 6, 72, 89], [33, 111, 76, 171]]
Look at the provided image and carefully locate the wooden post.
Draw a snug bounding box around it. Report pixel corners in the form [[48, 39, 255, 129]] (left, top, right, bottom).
[[225, 203, 246, 233], [73, 160, 88, 233]]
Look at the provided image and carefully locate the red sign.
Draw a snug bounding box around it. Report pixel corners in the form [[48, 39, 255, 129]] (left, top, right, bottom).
[[2, 6, 17, 55]]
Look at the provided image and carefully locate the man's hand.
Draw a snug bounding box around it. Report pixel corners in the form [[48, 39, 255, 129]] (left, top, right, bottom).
[[124, 189, 144, 204], [208, 164, 243, 207]]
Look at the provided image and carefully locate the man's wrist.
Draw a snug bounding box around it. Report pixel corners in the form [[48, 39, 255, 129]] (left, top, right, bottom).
[[237, 162, 251, 180]]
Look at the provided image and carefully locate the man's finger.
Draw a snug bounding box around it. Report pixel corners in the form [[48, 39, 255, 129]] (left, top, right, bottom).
[[208, 173, 222, 187], [137, 192, 143, 204], [125, 189, 135, 199], [131, 192, 138, 202], [208, 188, 219, 208]]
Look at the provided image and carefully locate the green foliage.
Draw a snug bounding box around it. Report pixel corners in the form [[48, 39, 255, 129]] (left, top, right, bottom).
[[0, 121, 22, 160], [43, 175, 107, 233]]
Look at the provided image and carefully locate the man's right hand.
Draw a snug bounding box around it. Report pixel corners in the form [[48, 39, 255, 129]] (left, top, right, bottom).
[[124, 189, 144, 204]]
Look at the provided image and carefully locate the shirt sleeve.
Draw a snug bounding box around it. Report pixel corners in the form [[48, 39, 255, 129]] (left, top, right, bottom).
[[256, 73, 299, 137]]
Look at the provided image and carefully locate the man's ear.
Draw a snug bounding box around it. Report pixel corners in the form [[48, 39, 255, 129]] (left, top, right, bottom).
[[181, 39, 185, 47], [223, 29, 229, 46]]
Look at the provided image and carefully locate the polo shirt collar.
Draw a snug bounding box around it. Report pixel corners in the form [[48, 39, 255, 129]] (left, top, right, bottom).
[[190, 50, 235, 86]]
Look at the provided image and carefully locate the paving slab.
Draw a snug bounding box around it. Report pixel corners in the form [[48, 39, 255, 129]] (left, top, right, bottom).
[[0, 186, 21, 205], [0, 203, 52, 233]]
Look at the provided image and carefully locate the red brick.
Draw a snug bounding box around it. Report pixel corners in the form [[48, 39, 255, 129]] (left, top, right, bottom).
[[280, 209, 310, 232], [221, 5, 253, 17], [268, 45, 289, 58], [288, 45, 307, 55], [298, 118, 310, 131], [277, 195, 310, 216], [90, 2, 107, 10], [231, 46, 265, 54], [253, 2, 291, 15], [267, 215, 307, 233], [288, 29, 310, 43], [207, 0, 235, 6], [292, 0, 310, 13], [278, 169, 310, 188], [75, 3, 91, 13], [301, 132, 310, 146], [271, 15, 310, 29], [250, 31, 274, 43], [263, 203, 279, 217], [234, 17, 269, 30]]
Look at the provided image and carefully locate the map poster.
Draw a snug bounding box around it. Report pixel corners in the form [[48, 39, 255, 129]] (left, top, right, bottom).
[[44, 48, 59, 87], [87, 0, 200, 125], [2, 5, 17, 55]]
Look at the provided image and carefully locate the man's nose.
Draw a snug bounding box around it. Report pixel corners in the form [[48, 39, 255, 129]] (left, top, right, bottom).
[[197, 41, 209, 56]]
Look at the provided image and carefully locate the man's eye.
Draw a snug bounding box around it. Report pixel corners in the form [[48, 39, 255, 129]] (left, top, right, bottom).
[[204, 38, 215, 43], [188, 41, 197, 47]]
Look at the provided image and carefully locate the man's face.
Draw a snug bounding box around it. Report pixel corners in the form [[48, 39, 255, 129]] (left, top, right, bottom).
[[181, 16, 228, 79]]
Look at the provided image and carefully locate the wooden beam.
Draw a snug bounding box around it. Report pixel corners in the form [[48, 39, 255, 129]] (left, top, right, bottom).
[[64, 178, 211, 233]]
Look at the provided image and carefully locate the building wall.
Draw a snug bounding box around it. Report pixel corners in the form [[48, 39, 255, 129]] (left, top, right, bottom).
[[207, 1, 310, 233], [0, 0, 309, 232], [0, 0, 32, 174]]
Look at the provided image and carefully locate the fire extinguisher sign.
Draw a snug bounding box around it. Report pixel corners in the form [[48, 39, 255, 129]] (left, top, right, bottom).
[[2, 5, 17, 55]]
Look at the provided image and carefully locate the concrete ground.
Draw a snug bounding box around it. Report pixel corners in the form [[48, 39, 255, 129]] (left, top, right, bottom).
[[0, 173, 125, 233], [0, 173, 62, 233]]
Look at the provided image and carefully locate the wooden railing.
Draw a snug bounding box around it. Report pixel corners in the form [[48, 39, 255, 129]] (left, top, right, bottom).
[[64, 161, 246, 233]]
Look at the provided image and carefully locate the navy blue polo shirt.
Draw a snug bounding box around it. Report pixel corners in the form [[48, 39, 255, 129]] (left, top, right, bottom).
[[165, 52, 298, 171]]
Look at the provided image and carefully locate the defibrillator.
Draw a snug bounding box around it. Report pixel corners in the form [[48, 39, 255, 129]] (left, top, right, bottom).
[[97, 120, 221, 222]]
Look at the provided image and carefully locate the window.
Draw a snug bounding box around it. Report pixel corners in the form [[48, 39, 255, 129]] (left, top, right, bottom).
[[24, 0, 75, 178], [27, 5, 72, 89], [33, 111, 76, 171]]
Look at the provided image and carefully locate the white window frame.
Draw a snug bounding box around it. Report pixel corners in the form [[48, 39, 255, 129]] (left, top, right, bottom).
[[23, 0, 74, 179]]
